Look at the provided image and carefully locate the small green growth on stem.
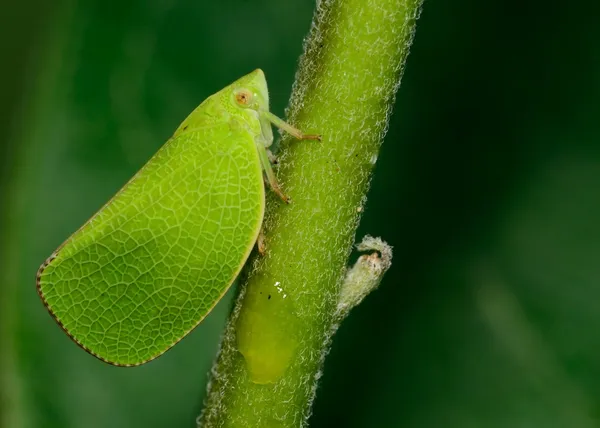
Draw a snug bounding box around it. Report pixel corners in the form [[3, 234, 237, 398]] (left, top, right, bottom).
[[335, 236, 393, 321]]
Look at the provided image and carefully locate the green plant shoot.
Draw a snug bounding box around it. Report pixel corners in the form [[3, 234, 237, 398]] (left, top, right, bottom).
[[36, 69, 320, 367]]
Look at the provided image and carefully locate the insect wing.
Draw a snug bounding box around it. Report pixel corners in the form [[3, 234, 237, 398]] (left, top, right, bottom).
[[37, 121, 264, 366]]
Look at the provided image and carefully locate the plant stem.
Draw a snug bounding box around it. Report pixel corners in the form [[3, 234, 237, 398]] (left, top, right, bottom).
[[198, 0, 423, 426]]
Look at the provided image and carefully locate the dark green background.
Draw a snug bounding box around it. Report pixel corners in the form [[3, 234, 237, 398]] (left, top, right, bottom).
[[2, 0, 600, 427]]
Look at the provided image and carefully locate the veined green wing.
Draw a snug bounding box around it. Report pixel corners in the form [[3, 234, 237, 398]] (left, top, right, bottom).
[[37, 118, 264, 366]]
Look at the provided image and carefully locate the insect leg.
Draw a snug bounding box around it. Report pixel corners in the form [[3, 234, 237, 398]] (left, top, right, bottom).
[[256, 140, 290, 204], [257, 227, 267, 256], [260, 110, 321, 141]]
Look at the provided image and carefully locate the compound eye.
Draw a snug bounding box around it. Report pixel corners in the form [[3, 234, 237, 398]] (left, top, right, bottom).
[[234, 89, 254, 107]]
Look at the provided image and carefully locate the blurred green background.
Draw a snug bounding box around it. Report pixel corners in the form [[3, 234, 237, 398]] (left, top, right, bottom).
[[2, 0, 600, 427]]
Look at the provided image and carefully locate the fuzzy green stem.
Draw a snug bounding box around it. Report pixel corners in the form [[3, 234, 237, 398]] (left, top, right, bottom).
[[198, 0, 423, 426]]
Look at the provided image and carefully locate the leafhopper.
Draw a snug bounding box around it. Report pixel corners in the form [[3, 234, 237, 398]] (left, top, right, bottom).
[[36, 69, 319, 366]]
